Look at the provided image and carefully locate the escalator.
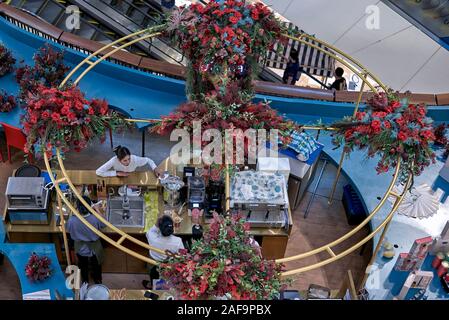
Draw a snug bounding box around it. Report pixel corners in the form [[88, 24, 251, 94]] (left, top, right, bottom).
[[3, 0, 325, 85], [66, 0, 186, 64], [6, 0, 147, 56]]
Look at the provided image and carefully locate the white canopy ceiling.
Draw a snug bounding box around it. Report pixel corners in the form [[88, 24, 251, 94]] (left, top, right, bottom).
[[263, 0, 449, 94]]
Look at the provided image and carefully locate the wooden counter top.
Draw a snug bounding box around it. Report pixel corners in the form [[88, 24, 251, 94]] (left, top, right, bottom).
[[5, 162, 291, 238], [56, 170, 160, 187]]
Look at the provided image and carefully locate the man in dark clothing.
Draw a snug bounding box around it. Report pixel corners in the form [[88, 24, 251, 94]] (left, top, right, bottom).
[[66, 196, 106, 284], [282, 48, 301, 85], [330, 67, 348, 91]]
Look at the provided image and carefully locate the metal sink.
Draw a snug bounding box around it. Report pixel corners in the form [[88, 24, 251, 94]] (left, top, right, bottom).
[[107, 196, 145, 228]]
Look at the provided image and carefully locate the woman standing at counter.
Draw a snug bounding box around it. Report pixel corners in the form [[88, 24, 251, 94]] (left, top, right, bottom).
[[96, 145, 162, 177]]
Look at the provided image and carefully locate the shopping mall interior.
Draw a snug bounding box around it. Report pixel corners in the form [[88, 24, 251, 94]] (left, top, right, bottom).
[[0, 0, 449, 301]]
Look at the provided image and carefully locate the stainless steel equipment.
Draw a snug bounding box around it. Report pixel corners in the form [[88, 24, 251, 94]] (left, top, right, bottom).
[[107, 196, 145, 228], [6, 177, 50, 211], [230, 171, 288, 228], [241, 208, 288, 228], [160, 174, 184, 208]]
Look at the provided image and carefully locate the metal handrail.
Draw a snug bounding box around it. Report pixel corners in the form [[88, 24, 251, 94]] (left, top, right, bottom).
[[45, 24, 407, 278]]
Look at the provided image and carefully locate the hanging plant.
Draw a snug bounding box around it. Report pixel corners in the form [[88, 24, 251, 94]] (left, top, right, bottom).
[[0, 90, 17, 113], [0, 43, 16, 77], [21, 84, 129, 160]]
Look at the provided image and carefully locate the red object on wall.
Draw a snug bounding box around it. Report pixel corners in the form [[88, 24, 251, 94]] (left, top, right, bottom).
[[1, 122, 33, 163], [432, 253, 445, 269], [437, 261, 449, 278]]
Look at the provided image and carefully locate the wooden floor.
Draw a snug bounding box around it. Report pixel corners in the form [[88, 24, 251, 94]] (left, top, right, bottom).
[[0, 130, 371, 299]]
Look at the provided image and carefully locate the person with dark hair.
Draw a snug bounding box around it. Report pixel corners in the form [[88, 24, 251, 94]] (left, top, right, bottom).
[[96, 145, 162, 177], [66, 196, 106, 284], [282, 48, 301, 85], [142, 215, 184, 289], [330, 67, 348, 91]]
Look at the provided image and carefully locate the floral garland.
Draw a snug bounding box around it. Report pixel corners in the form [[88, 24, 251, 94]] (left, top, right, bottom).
[[332, 92, 435, 182], [21, 84, 128, 159], [160, 213, 286, 300], [0, 90, 17, 113], [16, 44, 70, 99], [0, 43, 15, 77], [25, 252, 52, 282]]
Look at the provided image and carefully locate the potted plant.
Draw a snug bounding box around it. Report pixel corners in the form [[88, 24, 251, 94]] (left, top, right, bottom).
[[25, 252, 52, 282], [160, 213, 287, 300]]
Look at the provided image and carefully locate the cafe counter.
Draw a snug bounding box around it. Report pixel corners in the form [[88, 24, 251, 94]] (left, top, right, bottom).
[[3, 166, 293, 273]]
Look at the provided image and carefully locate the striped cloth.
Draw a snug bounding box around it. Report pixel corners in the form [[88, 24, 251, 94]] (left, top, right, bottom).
[[264, 22, 336, 77], [288, 131, 323, 162]]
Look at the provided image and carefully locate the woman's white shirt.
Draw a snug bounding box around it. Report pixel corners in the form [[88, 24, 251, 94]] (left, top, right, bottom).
[[146, 226, 184, 262], [96, 155, 157, 177]]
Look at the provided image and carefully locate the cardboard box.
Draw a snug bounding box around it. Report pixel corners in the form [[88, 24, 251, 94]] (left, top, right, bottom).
[[409, 236, 433, 258], [394, 253, 424, 272]]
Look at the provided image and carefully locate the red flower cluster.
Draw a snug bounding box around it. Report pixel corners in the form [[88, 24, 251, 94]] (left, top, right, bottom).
[[0, 43, 15, 77], [16, 44, 69, 99], [433, 123, 447, 146], [160, 213, 286, 300], [0, 90, 17, 113], [25, 252, 52, 282], [167, 0, 284, 78], [333, 93, 435, 181], [21, 84, 126, 159]]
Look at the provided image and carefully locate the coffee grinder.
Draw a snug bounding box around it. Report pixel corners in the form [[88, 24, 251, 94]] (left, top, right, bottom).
[[180, 167, 195, 203], [205, 180, 224, 218], [187, 176, 206, 213]]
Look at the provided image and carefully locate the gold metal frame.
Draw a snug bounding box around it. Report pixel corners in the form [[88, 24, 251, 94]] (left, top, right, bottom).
[[46, 27, 407, 280]]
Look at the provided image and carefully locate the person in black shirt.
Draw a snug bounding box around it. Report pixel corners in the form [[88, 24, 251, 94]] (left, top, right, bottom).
[[282, 49, 301, 86], [330, 67, 348, 91]]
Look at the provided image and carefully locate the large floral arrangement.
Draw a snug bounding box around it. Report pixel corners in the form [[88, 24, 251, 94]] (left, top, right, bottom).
[[22, 84, 128, 159], [16, 44, 70, 99], [0, 43, 15, 77], [0, 90, 17, 113], [332, 92, 435, 182], [25, 252, 52, 282], [166, 0, 285, 97], [152, 0, 296, 161], [153, 81, 296, 145], [160, 213, 286, 300]]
